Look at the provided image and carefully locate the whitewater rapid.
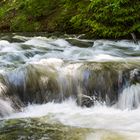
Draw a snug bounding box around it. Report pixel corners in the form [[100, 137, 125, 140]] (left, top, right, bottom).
[[0, 34, 140, 140], [2, 98, 140, 140]]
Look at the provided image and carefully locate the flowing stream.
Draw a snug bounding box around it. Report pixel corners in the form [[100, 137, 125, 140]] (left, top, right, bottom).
[[0, 33, 140, 140]]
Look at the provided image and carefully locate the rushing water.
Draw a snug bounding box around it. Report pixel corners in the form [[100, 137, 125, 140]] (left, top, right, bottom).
[[0, 33, 140, 140]]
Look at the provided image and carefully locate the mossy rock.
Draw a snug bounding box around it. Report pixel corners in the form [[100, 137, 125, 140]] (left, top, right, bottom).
[[0, 117, 131, 140], [0, 118, 90, 140]]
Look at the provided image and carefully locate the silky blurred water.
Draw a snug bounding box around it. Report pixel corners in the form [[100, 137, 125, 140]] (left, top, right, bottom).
[[0, 34, 140, 140]]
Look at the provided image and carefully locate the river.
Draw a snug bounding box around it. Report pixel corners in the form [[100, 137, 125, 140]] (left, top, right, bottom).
[[0, 33, 140, 140]]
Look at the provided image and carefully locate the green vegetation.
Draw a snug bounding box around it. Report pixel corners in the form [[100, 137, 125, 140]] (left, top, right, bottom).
[[0, 0, 140, 38], [0, 118, 90, 140]]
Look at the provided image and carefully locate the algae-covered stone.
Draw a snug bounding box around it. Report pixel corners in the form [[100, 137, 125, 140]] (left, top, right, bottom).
[[0, 118, 90, 140], [0, 117, 132, 140]]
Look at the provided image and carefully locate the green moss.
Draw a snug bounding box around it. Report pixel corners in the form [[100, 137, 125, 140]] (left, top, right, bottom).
[[0, 118, 90, 140], [0, 117, 131, 140], [81, 61, 140, 72]]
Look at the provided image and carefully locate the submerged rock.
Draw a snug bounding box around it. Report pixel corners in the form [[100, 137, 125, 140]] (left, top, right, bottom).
[[0, 117, 131, 140], [0, 118, 90, 140]]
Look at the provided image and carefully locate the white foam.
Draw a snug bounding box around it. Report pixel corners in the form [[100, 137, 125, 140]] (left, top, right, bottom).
[[0, 40, 20, 52], [30, 58, 64, 69], [93, 40, 140, 49], [0, 40, 10, 47], [0, 99, 14, 117], [1, 37, 138, 62], [13, 35, 31, 41], [4, 99, 140, 135], [23, 37, 70, 50], [50, 38, 71, 47], [93, 54, 123, 61], [117, 84, 140, 110], [23, 37, 53, 48]]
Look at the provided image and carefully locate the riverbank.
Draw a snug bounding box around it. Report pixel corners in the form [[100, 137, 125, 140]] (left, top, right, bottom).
[[0, 0, 140, 39]]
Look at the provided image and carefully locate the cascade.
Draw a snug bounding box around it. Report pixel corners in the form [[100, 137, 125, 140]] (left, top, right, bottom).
[[0, 34, 140, 140]]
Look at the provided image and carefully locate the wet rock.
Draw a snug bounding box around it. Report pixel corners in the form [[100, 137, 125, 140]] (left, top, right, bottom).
[[130, 69, 140, 84], [3, 64, 60, 106], [80, 94, 94, 107], [66, 38, 93, 48], [0, 118, 90, 140], [0, 61, 140, 110], [76, 91, 94, 108]]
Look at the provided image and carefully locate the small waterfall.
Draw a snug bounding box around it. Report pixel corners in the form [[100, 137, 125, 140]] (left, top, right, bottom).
[[0, 99, 14, 117], [0, 35, 139, 117], [0, 82, 14, 116], [57, 63, 82, 100], [0, 35, 140, 139], [117, 84, 140, 110], [0, 59, 139, 112]]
